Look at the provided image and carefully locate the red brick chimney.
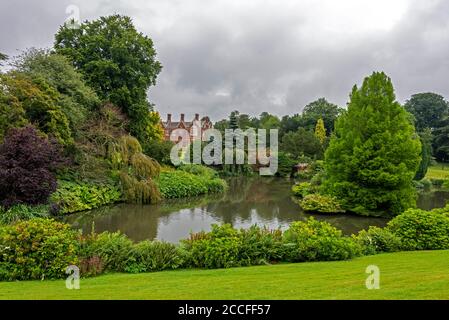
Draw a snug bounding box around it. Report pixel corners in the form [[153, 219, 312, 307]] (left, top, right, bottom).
[[180, 113, 185, 122]]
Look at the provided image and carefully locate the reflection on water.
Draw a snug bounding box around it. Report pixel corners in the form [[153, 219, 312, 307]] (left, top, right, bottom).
[[64, 178, 449, 243]]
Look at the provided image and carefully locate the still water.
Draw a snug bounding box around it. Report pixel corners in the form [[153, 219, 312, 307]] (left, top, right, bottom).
[[64, 177, 449, 243]]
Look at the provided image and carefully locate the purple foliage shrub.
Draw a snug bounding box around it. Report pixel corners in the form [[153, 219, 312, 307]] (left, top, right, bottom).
[[0, 126, 65, 207]]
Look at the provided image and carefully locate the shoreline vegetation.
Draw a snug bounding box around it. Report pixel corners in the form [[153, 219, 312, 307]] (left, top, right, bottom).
[[1, 204, 449, 282]]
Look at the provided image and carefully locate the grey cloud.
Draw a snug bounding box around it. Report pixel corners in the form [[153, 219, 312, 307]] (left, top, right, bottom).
[[1, 0, 449, 122]]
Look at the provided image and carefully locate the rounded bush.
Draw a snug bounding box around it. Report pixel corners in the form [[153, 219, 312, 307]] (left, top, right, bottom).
[[353, 226, 402, 255], [181, 224, 242, 269], [387, 209, 449, 251], [283, 218, 361, 262], [300, 194, 345, 214], [0, 218, 79, 280], [126, 241, 183, 273]]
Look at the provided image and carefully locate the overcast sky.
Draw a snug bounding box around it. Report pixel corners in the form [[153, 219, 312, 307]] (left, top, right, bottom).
[[1, 0, 449, 121]]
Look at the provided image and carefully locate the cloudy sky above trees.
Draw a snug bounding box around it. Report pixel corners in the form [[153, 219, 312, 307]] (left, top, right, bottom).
[[1, 0, 449, 121]]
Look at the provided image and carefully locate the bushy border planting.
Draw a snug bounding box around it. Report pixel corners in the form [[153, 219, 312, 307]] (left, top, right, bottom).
[[2, 206, 449, 281]]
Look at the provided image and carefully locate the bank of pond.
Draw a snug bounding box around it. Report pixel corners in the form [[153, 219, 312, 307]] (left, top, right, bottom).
[[1, 204, 449, 281]]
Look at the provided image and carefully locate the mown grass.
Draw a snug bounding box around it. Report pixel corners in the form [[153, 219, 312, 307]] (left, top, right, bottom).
[[1, 250, 449, 300], [426, 163, 449, 180]]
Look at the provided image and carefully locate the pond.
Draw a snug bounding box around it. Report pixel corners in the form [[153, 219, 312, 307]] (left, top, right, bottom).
[[64, 177, 449, 243]]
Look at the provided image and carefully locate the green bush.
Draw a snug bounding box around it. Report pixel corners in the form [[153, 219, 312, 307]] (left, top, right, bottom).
[[0, 218, 79, 280], [181, 224, 242, 269], [299, 194, 345, 213], [238, 226, 284, 265], [353, 226, 402, 255], [420, 178, 432, 189], [178, 164, 218, 178], [276, 152, 297, 177], [292, 182, 313, 198], [282, 218, 361, 262], [51, 180, 122, 214], [0, 204, 49, 225], [80, 231, 133, 272], [157, 170, 227, 199], [125, 241, 183, 273], [387, 209, 449, 251], [430, 178, 445, 187]]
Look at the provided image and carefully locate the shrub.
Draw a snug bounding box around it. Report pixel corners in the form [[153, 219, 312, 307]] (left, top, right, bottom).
[[430, 178, 445, 187], [51, 180, 122, 214], [0, 126, 66, 208], [157, 170, 227, 199], [276, 152, 297, 177], [181, 224, 242, 269], [353, 226, 402, 255], [415, 178, 431, 190], [292, 182, 313, 198], [0, 204, 49, 225], [282, 218, 361, 262], [299, 194, 345, 213], [112, 135, 161, 204], [387, 209, 449, 251], [125, 241, 183, 273], [79, 231, 133, 272], [0, 218, 79, 280], [143, 140, 174, 166], [178, 164, 218, 179], [238, 226, 284, 265], [0, 72, 73, 146]]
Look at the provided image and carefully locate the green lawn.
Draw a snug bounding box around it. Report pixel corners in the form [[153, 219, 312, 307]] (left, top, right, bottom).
[[1, 250, 449, 300], [426, 163, 449, 180]]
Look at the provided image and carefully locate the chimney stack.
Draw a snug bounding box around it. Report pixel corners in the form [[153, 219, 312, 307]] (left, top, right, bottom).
[[195, 113, 199, 121], [167, 114, 172, 122], [180, 113, 185, 122]]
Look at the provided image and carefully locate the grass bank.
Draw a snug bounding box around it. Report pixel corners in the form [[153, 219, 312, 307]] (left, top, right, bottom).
[[1, 250, 449, 300]]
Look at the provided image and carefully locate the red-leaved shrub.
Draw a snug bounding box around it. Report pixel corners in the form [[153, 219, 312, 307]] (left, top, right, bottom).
[[0, 126, 65, 207]]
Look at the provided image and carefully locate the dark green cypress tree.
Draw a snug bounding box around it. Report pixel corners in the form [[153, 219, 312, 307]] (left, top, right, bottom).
[[323, 72, 421, 216], [229, 111, 239, 130]]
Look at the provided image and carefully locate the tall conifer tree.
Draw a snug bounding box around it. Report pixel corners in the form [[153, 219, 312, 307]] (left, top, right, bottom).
[[324, 72, 421, 216]]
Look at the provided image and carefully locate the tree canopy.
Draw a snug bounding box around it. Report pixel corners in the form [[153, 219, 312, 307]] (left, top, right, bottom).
[[404, 92, 449, 132], [54, 14, 162, 144], [324, 72, 421, 216], [300, 98, 343, 134]]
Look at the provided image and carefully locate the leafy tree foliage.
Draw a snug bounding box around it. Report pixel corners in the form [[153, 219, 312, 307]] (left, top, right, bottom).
[[0, 72, 72, 145], [281, 128, 322, 159], [54, 14, 162, 143], [414, 128, 432, 180], [324, 72, 421, 216], [279, 114, 301, 137], [300, 98, 343, 134], [259, 112, 281, 130], [0, 126, 65, 207], [404, 93, 449, 132], [13, 49, 100, 137], [314, 118, 326, 145], [0, 79, 28, 141], [433, 116, 449, 162]]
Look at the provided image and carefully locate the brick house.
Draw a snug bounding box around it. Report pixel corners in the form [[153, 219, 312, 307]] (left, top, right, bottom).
[[161, 113, 213, 142]]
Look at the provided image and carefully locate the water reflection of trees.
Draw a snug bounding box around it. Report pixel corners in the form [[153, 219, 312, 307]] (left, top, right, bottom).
[[64, 177, 392, 241]]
